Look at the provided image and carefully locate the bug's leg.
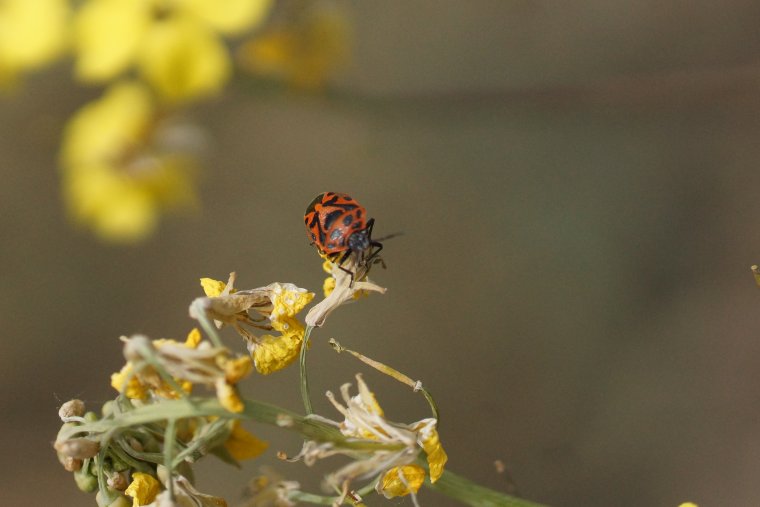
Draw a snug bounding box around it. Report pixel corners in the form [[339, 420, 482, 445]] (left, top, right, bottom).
[[365, 218, 376, 238], [336, 250, 356, 286], [365, 241, 385, 269]]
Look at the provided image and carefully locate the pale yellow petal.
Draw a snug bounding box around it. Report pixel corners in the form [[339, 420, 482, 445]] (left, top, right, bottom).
[[125, 472, 160, 507], [185, 0, 273, 35], [139, 16, 230, 102], [215, 378, 244, 413], [323, 276, 336, 297], [200, 278, 227, 297], [222, 355, 253, 383], [378, 465, 425, 498], [185, 328, 202, 348], [251, 327, 303, 375], [110, 363, 148, 400], [416, 420, 447, 483], [268, 283, 314, 321], [73, 0, 149, 82]]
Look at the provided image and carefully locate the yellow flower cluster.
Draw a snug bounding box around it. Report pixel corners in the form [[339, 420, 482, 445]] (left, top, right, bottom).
[[60, 80, 198, 242], [60, 0, 274, 241]]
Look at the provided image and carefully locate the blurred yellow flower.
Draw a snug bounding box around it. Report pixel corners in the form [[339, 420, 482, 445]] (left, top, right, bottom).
[[74, 0, 272, 102], [0, 0, 69, 88], [238, 3, 350, 90], [60, 81, 196, 242], [124, 472, 160, 507], [224, 420, 268, 461]]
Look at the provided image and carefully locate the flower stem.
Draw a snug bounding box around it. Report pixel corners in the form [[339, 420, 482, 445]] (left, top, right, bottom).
[[300, 325, 315, 415], [164, 419, 177, 500], [426, 468, 548, 507]]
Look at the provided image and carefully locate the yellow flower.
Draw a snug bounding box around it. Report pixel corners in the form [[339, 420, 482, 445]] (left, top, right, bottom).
[[0, 0, 69, 88], [224, 420, 268, 461], [194, 275, 314, 374], [60, 81, 196, 242], [124, 472, 160, 507], [678, 504, 698, 507], [73, 0, 273, 102], [378, 465, 426, 498], [238, 3, 350, 90]]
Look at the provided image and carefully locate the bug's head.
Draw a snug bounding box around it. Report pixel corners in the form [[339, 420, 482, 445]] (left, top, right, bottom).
[[347, 229, 371, 253]]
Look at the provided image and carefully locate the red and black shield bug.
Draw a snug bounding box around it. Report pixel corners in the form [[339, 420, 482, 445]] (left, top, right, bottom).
[[303, 192, 384, 270]]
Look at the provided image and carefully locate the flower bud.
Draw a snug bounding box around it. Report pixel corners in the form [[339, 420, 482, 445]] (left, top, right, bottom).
[[55, 437, 101, 459], [62, 456, 83, 472], [74, 468, 98, 493], [107, 471, 129, 491], [58, 399, 86, 420]]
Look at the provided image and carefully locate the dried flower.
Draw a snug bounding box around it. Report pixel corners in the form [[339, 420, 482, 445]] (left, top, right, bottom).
[[192, 273, 314, 374], [113, 329, 253, 413], [290, 375, 447, 501], [306, 256, 385, 327]]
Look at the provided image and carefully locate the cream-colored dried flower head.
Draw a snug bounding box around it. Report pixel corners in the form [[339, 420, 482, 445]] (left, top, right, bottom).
[[306, 256, 386, 327], [296, 375, 447, 500]]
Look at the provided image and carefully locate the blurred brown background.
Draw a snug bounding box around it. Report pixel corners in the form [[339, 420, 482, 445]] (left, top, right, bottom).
[[3, 2, 760, 506]]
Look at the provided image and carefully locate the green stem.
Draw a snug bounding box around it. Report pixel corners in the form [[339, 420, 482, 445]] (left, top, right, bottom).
[[300, 325, 315, 415], [427, 468, 548, 507], [164, 419, 177, 500], [291, 479, 377, 505], [60, 397, 402, 454], [190, 299, 224, 348]]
